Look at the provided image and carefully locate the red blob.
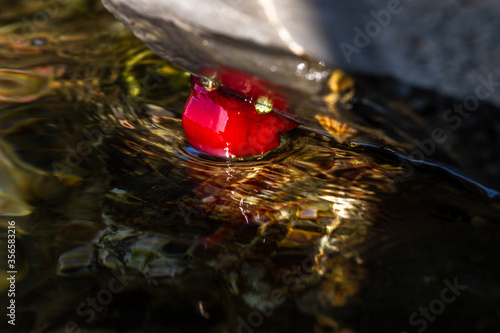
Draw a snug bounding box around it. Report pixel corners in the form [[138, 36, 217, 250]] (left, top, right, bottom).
[[182, 76, 299, 158]]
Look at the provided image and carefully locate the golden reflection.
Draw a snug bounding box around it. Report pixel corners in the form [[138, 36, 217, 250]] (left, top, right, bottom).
[[325, 70, 356, 106], [174, 127, 403, 310], [319, 70, 359, 143], [0, 68, 50, 103]]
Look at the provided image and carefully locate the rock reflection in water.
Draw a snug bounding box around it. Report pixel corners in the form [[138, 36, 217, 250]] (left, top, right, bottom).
[[1, 1, 500, 333]]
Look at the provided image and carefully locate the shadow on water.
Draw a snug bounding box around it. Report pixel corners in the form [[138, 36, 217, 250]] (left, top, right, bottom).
[[1, 1, 499, 333]]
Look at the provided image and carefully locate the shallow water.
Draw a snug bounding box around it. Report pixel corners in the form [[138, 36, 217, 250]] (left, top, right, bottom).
[[1, 1, 500, 333]]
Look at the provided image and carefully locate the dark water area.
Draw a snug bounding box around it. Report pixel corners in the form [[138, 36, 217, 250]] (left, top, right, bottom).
[[1, 1, 499, 333]]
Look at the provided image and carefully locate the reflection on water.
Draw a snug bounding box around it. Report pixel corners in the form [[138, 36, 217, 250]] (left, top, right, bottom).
[[1, 1, 500, 333]]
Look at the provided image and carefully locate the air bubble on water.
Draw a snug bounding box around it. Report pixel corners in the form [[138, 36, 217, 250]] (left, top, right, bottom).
[[305, 69, 329, 82], [200, 76, 221, 91], [296, 62, 306, 76], [255, 96, 273, 114]]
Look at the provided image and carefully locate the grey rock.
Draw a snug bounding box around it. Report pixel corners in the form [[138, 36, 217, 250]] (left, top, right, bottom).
[[102, 0, 500, 105]]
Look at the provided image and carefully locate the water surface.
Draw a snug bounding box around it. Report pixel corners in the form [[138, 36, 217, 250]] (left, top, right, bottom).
[[1, 1, 499, 333]]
